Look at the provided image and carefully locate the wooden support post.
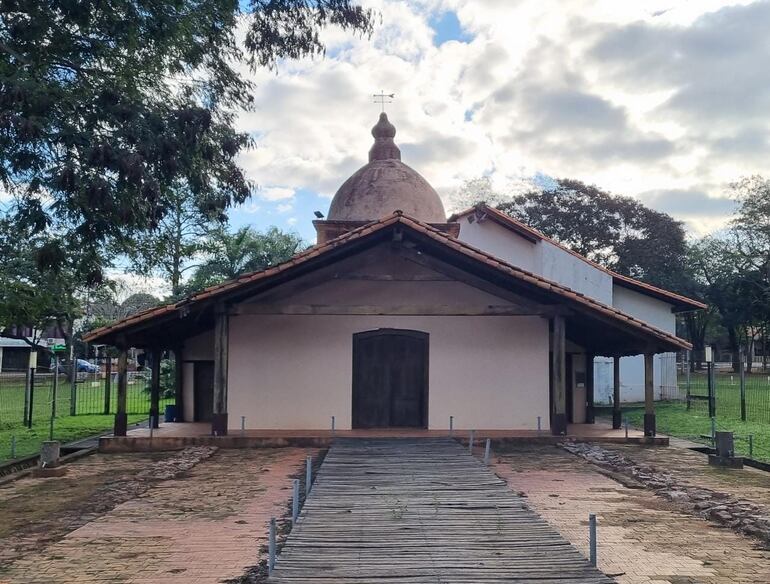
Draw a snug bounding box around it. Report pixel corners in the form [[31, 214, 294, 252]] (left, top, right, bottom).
[[149, 348, 161, 429], [173, 346, 184, 422], [551, 315, 567, 435], [644, 353, 656, 437], [612, 356, 621, 429], [114, 344, 128, 436], [585, 353, 595, 424], [104, 351, 112, 415], [212, 303, 229, 436]]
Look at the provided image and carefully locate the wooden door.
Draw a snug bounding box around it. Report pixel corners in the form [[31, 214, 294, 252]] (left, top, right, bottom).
[[193, 361, 214, 423], [352, 329, 428, 429]]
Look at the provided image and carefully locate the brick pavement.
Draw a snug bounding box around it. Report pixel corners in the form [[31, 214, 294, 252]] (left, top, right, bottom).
[[491, 443, 770, 584], [0, 448, 314, 584]]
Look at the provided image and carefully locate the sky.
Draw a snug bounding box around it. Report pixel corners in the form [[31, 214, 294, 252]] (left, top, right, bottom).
[[229, 0, 770, 244]]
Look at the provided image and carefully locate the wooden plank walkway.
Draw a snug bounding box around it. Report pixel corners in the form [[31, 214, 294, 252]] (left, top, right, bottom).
[[270, 438, 615, 583]]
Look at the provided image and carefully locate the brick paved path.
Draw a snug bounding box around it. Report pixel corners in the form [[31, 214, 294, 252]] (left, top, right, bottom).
[[270, 438, 614, 583], [492, 443, 770, 584]]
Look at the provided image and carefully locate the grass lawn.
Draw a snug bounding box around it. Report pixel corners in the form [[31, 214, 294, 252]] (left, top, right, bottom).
[[0, 413, 148, 462], [597, 401, 770, 463], [0, 373, 173, 463]]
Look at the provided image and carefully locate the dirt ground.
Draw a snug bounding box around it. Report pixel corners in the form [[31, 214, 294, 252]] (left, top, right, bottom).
[[0, 447, 315, 584], [492, 442, 770, 584], [1, 441, 769, 583]]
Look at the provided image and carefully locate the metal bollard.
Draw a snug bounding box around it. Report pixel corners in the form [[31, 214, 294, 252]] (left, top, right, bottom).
[[331, 415, 335, 435], [292, 478, 300, 524], [10, 435, 16, 459], [449, 415, 454, 436], [537, 416, 541, 433], [241, 416, 246, 435], [623, 417, 628, 439], [469, 430, 475, 453], [484, 438, 491, 465], [749, 434, 754, 458], [268, 517, 276, 574], [710, 417, 716, 444], [589, 513, 597, 566], [306, 455, 312, 497]]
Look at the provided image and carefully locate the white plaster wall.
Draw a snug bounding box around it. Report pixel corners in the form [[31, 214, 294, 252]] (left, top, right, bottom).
[[612, 286, 676, 333], [593, 354, 678, 404], [455, 218, 537, 273], [537, 243, 613, 305], [227, 314, 549, 430], [455, 217, 613, 305]]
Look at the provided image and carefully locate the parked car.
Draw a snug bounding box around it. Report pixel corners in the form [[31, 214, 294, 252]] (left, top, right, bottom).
[[56, 359, 99, 374]]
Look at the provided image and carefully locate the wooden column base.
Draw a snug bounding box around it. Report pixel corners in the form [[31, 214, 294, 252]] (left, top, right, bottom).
[[211, 413, 228, 436], [551, 413, 567, 436], [114, 413, 128, 437], [644, 413, 656, 437], [612, 409, 622, 429]]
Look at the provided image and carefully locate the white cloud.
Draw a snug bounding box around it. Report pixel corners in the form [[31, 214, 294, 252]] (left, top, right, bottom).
[[232, 0, 769, 234]]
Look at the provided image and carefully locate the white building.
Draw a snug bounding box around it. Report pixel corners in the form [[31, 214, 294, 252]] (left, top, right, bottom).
[[85, 114, 702, 437]]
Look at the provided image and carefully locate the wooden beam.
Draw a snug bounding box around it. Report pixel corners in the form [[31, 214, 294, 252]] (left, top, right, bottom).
[[173, 345, 184, 422], [585, 352, 595, 424], [149, 348, 161, 429], [551, 315, 567, 435], [612, 356, 621, 429], [331, 273, 453, 282], [212, 302, 229, 436], [644, 353, 656, 437], [233, 303, 556, 317], [114, 341, 128, 437]]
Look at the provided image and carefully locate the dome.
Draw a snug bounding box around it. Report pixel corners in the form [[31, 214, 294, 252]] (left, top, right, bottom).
[[327, 113, 447, 223]]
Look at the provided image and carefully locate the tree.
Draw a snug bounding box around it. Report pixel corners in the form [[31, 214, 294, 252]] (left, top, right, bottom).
[[0, 0, 373, 279], [184, 225, 305, 292], [126, 186, 217, 296], [490, 179, 689, 292]]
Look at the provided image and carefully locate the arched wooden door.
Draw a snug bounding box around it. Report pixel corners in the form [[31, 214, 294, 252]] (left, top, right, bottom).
[[352, 329, 429, 429]]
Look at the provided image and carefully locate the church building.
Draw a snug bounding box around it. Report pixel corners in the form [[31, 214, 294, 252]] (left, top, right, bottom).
[[84, 114, 704, 437]]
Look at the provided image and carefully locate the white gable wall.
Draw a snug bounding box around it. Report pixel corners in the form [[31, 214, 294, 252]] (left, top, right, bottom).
[[455, 217, 613, 304]]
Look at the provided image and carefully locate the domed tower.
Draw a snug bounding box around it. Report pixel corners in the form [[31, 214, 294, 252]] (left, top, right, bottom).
[[314, 114, 457, 243]]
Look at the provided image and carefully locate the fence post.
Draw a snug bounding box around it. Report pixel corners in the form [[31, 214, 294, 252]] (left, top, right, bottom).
[[27, 360, 37, 429], [50, 354, 59, 440], [23, 367, 31, 425], [292, 478, 300, 524], [69, 349, 77, 416], [305, 456, 312, 497], [268, 517, 276, 575], [484, 438, 491, 465], [707, 360, 715, 418], [588, 513, 597, 566], [749, 434, 754, 458], [685, 350, 691, 410], [710, 417, 716, 445], [104, 354, 112, 415], [739, 347, 746, 422]]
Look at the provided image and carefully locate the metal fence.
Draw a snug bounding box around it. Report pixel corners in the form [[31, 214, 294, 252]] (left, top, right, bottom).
[[676, 351, 770, 424]]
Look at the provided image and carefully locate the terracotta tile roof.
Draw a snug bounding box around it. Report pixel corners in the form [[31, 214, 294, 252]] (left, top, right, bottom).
[[449, 204, 707, 311], [84, 212, 690, 351]]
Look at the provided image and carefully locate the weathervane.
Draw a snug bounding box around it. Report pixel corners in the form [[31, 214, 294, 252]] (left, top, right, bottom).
[[373, 90, 395, 113]]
